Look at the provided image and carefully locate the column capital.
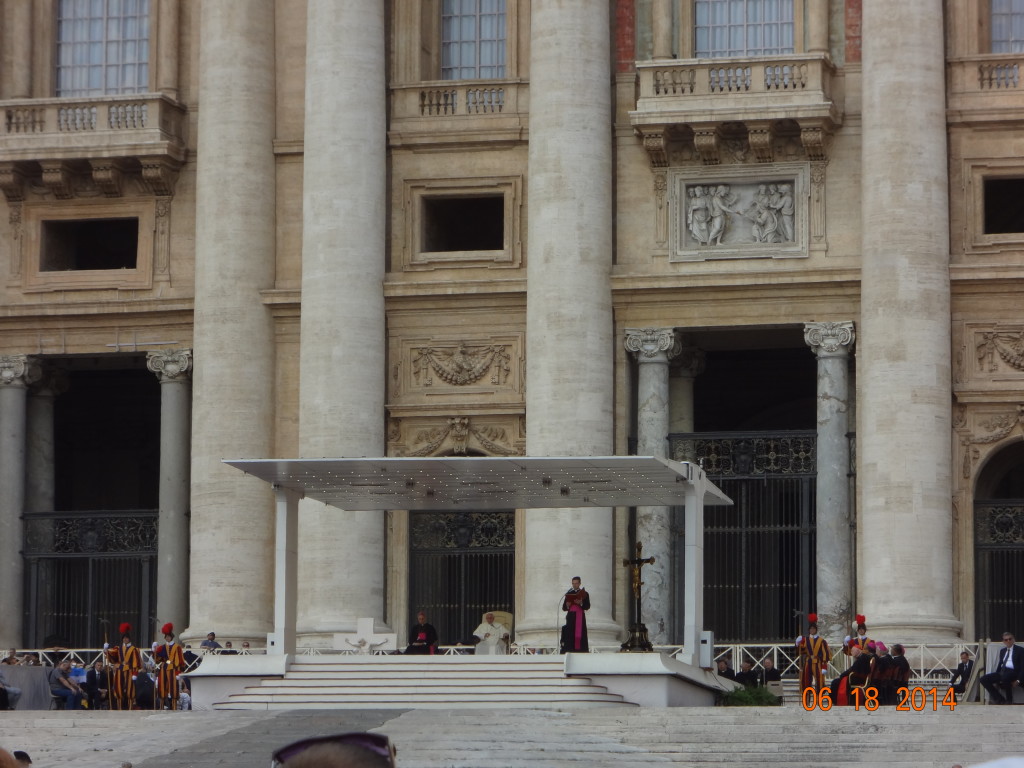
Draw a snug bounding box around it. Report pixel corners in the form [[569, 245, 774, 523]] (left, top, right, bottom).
[[0, 354, 42, 388], [147, 348, 193, 382], [804, 321, 855, 358], [625, 328, 682, 364]]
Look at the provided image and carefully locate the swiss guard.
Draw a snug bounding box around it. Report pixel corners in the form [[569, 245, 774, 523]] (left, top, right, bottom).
[[153, 622, 187, 710], [796, 613, 831, 693], [843, 614, 873, 656], [105, 622, 142, 710]]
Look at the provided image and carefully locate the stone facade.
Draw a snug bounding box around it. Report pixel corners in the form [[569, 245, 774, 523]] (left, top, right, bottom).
[[1, 0, 1022, 650]]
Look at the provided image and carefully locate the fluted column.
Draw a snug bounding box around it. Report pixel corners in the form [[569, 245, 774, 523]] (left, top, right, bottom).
[[625, 328, 680, 644], [188, 0, 277, 644], [804, 322, 854, 641], [521, 0, 616, 647], [0, 355, 41, 647], [147, 349, 192, 634], [1, 0, 32, 98], [296, 0, 388, 642], [860, 0, 957, 640]]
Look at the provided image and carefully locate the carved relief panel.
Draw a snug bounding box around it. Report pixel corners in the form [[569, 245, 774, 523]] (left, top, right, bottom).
[[388, 334, 525, 408], [668, 163, 812, 261], [954, 323, 1024, 395], [388, 414, 525, 458]]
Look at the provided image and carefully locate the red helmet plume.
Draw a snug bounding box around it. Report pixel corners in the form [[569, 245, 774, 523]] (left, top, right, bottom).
[[807, 613, 818, 624], [855, 614, 866, 625], [161, 623, 174, 636], [119, 622, 132, 636]]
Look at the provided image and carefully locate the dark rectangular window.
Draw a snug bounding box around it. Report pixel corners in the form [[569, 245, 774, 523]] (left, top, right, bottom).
[[41, 218, 139, 271], [984, 178, 1024, 234], [423, 195, 504, 251]]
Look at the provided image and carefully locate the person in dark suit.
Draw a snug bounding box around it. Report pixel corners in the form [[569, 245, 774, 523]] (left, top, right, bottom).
[[981, 632, 1024, 704], [949, 651, 975, 696]]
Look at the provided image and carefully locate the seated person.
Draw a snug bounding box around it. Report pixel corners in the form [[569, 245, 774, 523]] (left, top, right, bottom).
[[981, 632, 1024, 705], [949, 650, 974, 696], [734, 660, 759, 687], [1, 649, 19, 665], [0, 667, 21, 710], [134, 668, 158, 710], [85, 660, 109, 710], [760, 658, 782, 685], [472, 613, 510, 655], [49, 660, 85, 709], [714, 658, 736, 681], [405, 611, 438, 655], [200, 632, 222, 651]]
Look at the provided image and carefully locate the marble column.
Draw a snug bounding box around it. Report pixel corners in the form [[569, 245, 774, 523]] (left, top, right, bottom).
[[188, 0, 277, 644], [860, 0, 958, 641], [26, 370, 63, 516], [804, 321, 854, 642], [669, 347, 706, 457], [0, 355, 40, 647], [625, 327, 681, 644], [521, 0, 617, 647], [296, 0, 388, 643], [147, 349, 192, 634]]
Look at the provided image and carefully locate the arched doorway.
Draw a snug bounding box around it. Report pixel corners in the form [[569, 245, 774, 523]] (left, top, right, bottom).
[[974, 441, 1024, 639]]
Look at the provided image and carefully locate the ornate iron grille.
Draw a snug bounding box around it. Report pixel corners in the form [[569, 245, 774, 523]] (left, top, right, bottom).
[[670, 431, 816, 643], [409, 510, 514, 646], [22, 510, 157, 648], [974, 501, 1024, 639]]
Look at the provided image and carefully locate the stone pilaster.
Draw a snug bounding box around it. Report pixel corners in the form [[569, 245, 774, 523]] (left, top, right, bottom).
[[669, 347, 706, 438], [860, 0, 958, 641], [188, 0, 277, 645], [804, 321, 854, 642], [147, 349, 193, 635], [520, 0, 617, 647], [625, 327, 681, 644], [1, 0, 32, 99], [0, 355, 41, 647], [296, 0, 388, 642]]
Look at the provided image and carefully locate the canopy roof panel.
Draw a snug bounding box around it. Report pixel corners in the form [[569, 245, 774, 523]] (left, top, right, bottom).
[[225, 456, 732, 511]]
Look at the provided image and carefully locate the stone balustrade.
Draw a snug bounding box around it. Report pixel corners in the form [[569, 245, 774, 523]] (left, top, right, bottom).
[[0, 93, 187, 163], [634, 53, 838, 123], [948, 54, 1024, 121], [388, 80, 528, 148]]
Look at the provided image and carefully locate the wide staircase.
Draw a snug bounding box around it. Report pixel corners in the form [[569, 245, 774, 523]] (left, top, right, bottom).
[[212, 654, 633, 710]]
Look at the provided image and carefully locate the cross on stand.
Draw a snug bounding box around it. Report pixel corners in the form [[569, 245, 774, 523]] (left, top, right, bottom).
[[620, 541, 656, 652]]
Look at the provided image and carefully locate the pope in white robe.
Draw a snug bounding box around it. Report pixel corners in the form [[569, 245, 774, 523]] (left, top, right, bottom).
[[473, 613, 510, 655]]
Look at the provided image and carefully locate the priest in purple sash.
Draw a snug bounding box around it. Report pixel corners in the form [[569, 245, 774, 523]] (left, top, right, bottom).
[[560, 577, 590, 653]]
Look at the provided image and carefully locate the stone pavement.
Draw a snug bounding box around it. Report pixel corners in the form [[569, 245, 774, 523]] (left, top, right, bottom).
[[3, 705, 1024, 768]]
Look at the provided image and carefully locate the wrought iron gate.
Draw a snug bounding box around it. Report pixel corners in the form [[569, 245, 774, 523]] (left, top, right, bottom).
[[670, 431, 816, 643], [409, 510, 514, 646], [22, 510, 157, 648], [974, 501, 1024, 639]]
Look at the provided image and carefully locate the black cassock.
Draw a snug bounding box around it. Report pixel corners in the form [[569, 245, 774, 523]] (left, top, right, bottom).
[[405, 622, 438, 655], [560, 588, 590, 653]]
